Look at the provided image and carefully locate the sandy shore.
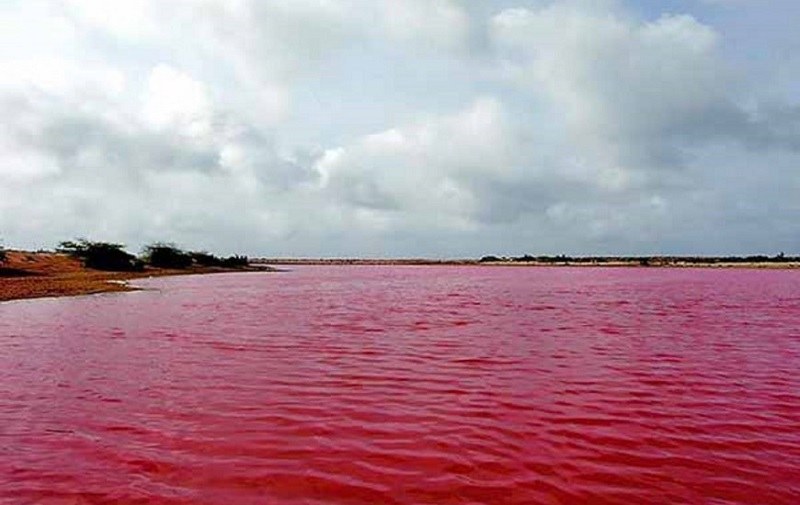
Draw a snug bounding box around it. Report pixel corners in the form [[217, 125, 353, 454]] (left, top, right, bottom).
[[0, 251, 258, 303]]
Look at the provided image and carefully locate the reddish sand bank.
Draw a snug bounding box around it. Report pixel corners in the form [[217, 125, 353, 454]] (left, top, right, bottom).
[[0, 250, 244, 303]]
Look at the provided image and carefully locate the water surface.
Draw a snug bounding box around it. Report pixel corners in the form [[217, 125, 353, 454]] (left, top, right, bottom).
[[1, 266, 799, 504]]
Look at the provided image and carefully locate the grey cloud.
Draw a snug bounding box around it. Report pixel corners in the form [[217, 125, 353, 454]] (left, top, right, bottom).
[[6, 95, 216, 181], [1, 0, 799, 256], [742, 105, 800, 152]]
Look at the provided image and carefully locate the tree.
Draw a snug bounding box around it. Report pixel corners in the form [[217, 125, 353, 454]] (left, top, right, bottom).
[[57, 239, 143, 271], [190, 251, 222, 267], [188, 251, 249, 268], [144, 243, 193, 269], [220, 255, 249, 268]]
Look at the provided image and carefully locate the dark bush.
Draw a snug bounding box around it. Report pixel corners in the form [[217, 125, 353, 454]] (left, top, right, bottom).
[[144, 243, 193, 269], [220, 255, 249, 268], [479, 255, 501, 263], [190, 251, 222, 267], [188, 251, 248, 268], [57, 239, 143, 271]]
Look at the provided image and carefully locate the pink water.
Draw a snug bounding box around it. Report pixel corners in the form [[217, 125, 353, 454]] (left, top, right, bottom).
[[1, 266, 800, 504]]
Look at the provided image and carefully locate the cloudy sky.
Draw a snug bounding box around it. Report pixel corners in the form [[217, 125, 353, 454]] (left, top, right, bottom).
[[1, 0, 798, 257]]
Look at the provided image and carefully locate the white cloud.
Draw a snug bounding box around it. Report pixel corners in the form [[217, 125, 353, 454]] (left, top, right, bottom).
[[491, 3, 732, 174], [0, 0, 799, 256], [142, 65, 213, 139], [62, 0, 158, 39], [377, 0, 470, 50], [316, 97, 516, 229]]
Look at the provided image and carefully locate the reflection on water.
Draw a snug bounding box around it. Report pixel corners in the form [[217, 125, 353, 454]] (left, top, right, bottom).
[[2, 266, 800, 504]]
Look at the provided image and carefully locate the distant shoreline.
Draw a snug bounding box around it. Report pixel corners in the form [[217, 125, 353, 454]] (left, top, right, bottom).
[[5, 251, 798, 303], [253, 258, 800, 269]]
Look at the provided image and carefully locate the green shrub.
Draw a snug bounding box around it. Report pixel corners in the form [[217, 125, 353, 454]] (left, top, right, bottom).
[[189, 251, 249, 268], [190, 251, 222, 267], [57, 239, 143, 271], [221, 255, 249, 268], [144, 243, 193, 269]]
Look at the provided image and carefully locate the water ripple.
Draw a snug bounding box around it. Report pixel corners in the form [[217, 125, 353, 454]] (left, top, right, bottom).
[[2, 266, 800, 503]]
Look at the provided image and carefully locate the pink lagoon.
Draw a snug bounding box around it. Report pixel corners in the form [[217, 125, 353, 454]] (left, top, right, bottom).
[[1, 266, 800, 504]]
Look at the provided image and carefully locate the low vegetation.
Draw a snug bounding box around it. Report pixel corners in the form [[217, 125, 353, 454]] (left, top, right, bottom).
[[143, 243, 194, 269], [191, 251, 249, 268], [57, 240, 144, 272], [55, 239, 250, 272], [144, 243, 249, 269], [479, 253, 800, 265]]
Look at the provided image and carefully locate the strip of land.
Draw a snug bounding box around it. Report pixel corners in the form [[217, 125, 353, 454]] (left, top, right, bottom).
[[4, 250, 797, 303], [253, 256, 800, 268], [0, 250, 266, 303]]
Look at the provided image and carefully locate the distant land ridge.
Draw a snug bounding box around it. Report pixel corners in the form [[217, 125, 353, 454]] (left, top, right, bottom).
[[253, 254, 800, 267]]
